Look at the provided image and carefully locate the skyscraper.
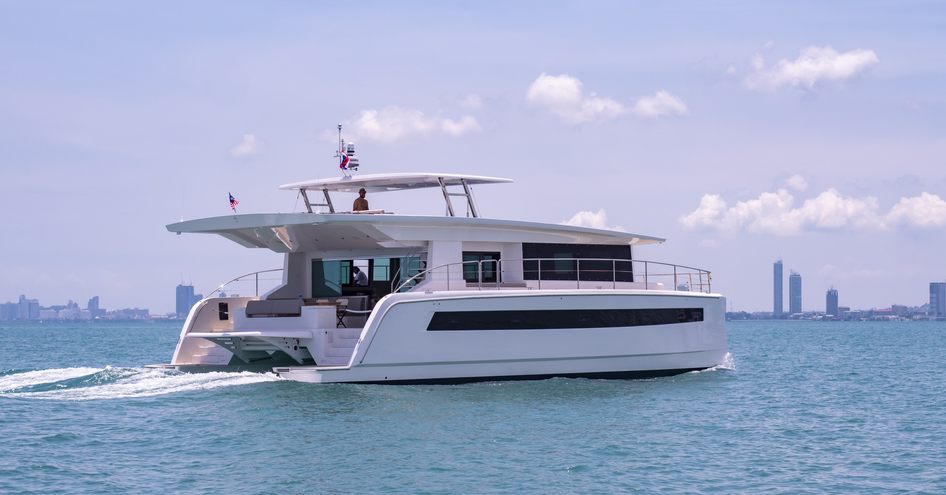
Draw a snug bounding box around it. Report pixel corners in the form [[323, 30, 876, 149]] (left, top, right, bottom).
[[789, 271, 802, 314], [826, 287, 839, 317], [176, 284, 195, 318], [87, 296, 101, 318], [931, 282, 946, 318], [773, 259, 783, 317]]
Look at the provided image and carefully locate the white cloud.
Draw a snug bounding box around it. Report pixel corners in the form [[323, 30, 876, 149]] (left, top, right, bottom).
[[562, 209, 625, 232], [886, 192, 946, 228], [230, 134, 260, 157], [346, 106, 481, 143], [459, 94, 483, 110], [631, 90, 688, 118], [526, 73, 688, 123], [795, 189, 881, 230], [527, 73, 625, 123], [745, 46, 879, 90], [787, 174, 808, 191], [681, 187, 946, 235]]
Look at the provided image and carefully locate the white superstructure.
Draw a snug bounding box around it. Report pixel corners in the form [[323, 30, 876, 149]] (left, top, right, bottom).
[[157, 137, 727, 384]]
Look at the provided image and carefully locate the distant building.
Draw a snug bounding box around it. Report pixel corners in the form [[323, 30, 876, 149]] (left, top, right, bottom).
[[176, 284, 193, 318], [87, 296, 103, 318], [106, 308, 150, 320], [38, 308, 59, 320], [175, 284, 203, 318], [826, 287, 839, 316], [789, 272, 802, 314], [773, 260, 784, 317], [931, 282, 946, 318], [18, 295, 39, 320], [0, 302, 18, 321]]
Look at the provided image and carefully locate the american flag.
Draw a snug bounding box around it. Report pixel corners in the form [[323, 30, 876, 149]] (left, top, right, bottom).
[[229, 192, 239, 212], [339, 152, 350, 170]]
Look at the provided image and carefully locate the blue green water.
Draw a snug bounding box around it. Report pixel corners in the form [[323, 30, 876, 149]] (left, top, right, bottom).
[[1, 320, 944, 494]]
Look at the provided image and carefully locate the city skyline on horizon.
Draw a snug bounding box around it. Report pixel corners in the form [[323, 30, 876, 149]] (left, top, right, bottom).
[[5, 268, 944, 316]]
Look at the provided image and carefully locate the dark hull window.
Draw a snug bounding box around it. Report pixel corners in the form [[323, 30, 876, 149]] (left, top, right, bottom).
[[522, 243, 633, 282], [427, 308, 703, 331]]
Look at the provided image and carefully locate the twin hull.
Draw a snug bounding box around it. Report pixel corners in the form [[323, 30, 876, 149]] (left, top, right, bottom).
[[175, 290, 728, 384]]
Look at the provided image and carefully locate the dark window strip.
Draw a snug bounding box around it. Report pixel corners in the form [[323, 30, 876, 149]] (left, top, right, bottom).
[[427, 308, 704, 331], [522, 243, 634, 282]]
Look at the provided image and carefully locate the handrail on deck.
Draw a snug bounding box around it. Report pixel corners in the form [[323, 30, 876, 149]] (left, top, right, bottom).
[[393, 258, 712, 294], [208, 268, 284, 298]]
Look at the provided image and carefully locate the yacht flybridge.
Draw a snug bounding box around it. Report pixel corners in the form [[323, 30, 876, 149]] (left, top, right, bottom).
[[157, 132, 727, 384]]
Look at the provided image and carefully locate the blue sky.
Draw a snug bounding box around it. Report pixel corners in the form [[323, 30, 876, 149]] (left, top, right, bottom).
[[2, 1, 945, 313]]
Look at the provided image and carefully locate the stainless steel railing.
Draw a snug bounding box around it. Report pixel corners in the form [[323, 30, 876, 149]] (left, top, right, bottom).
[[393, 258, 712, 294], [208, 268, 284, 298]]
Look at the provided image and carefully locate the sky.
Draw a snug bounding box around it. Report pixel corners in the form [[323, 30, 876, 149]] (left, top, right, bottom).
[[1, 1, 945, 313]]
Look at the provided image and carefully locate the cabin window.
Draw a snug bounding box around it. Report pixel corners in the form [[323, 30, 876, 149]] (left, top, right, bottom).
[[311, 260, 343, 297], [522, 243, 633, 282], [396, 256, 425, 290], [373, 258, 392, 281], [338, 260, 352, 285], [462, 251, 500, 283]]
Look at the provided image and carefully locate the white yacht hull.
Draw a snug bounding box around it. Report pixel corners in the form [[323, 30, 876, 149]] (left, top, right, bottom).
[[272, 290, 727, 384]]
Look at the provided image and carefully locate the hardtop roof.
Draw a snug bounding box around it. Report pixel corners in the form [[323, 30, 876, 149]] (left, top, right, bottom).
[[279, 172, 513, 193]]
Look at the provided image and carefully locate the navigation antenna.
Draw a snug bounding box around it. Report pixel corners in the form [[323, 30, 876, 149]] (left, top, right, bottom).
[[335, 123, 360, 177]]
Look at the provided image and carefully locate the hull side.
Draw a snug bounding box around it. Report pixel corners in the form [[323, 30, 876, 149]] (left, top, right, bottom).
[[276, 290, 727, 384]]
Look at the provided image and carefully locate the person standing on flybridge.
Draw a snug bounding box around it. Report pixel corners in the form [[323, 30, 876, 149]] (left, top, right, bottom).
[[353, 188, 369, 211]]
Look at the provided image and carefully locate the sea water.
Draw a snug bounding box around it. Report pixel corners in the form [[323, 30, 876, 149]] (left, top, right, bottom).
[[1, 320, 944, 494]]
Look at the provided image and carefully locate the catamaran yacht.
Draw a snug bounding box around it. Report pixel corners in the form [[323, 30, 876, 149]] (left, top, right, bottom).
[[156, 134, 727, 383]]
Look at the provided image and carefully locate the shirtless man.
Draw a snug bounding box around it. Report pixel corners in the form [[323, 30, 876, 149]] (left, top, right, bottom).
[[353, 188, 369, 211]]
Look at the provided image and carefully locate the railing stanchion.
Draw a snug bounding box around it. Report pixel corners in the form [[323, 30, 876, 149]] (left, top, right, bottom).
[[673, 265, 677, 291], [255, 272, 259, 296], [613, 259, 617, 290], [538, 261, 542, 290], [576, 259, 581, 289], [478, 260, 483, 289], [644, 262, 649, 289], [496, 259, 501, 290]]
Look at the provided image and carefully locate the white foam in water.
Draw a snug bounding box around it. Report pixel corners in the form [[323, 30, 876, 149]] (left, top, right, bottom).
[[716, 352, 736, 371], [689, 352, 736, 374], [2, 368, 281, 400], [0, 367, 101, 393]]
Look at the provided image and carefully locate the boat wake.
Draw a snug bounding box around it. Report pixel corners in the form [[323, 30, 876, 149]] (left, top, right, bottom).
[[0, 366, 280, 401], [689, 352, 736, 374]]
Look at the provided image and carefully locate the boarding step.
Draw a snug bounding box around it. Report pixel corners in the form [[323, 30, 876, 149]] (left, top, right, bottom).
[[333, 328, 362, 339], [187, 330, 314, 365], [315, 358, 350, 367], [328, 334, 360, 346]]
